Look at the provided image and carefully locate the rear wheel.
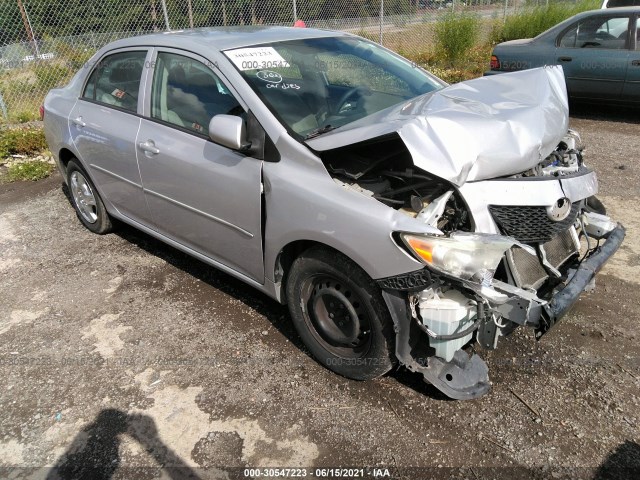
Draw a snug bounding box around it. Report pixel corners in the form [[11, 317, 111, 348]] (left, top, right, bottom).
[[286, 247, 396, 380], [66, 159, 113, 234]]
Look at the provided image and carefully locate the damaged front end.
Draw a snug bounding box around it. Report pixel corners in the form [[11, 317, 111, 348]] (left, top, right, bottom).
[[309, 67, 625, 399], [375, 132, 626, 400], [377, 211, 624, 400]]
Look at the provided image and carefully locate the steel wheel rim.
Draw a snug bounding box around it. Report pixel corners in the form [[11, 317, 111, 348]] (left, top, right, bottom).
[[300, 274, 372, 358], [70, 171, 98, 224]]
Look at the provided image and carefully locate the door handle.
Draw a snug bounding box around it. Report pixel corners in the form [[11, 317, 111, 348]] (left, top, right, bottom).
[[557, 56, 572, 62], [138, 141, 160, 155], [632, 60, 640, 66], [72, 116, 86, 127]]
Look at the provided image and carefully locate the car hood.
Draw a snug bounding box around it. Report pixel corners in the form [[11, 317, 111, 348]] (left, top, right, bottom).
[[306, 66, 569, 187]]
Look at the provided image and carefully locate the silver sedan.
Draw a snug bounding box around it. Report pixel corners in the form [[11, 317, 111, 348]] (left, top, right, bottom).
[[43, 27, 624, 399]]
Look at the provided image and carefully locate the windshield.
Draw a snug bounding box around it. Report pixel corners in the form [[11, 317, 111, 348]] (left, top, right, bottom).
[[224, 36, 444, 139]]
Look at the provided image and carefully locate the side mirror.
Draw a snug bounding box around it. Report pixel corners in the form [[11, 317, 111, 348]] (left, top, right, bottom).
[[208, 114, 250, 151]]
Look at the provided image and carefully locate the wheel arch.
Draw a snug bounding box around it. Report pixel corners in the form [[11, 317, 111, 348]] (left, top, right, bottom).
[[58, 147, 79, 176], [273, 239, 371, 304]]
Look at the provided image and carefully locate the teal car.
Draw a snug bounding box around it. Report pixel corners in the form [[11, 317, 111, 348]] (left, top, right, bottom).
[[487, 7, 640, 104]]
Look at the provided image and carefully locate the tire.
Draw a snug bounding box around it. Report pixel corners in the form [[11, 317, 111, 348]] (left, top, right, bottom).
[[586, 195, 607, 215], [286, 247, 396, 380], [66, 159, 113, 234]]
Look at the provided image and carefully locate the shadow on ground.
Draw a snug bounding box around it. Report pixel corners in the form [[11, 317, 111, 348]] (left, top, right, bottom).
[[594, 440, 640, 480], [569, 102, 640, 124], [46, 409, 199, 479]]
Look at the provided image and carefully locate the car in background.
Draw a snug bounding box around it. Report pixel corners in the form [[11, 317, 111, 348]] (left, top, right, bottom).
[[43, 27, 624, 400], [487, 7, 640, 104], [602, 0, 640, 8]]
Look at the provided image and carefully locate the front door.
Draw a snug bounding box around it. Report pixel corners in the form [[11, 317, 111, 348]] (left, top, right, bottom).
[[136, 50, 264, 281]]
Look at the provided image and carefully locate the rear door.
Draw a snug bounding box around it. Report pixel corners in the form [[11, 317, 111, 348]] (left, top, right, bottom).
[[69, 49, 152, 226], [136, 49, 265, 281], [555, 14, 631, 100], [622, 16, 640, 102]]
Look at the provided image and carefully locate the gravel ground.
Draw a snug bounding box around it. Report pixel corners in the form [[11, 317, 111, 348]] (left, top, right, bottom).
[[0, 106, 639, 480]]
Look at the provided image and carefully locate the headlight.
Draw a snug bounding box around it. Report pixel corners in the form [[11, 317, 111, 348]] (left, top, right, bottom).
[[400, 232, 534, 284]]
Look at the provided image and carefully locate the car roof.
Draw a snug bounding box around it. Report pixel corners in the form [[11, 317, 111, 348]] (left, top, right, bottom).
[[532, 7, 640, 41], [104, 26, 350, 53], [570, 5, 640, 17]]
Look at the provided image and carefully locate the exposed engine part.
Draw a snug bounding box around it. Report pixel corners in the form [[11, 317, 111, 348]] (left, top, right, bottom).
[[324, 136, 471, 233], [416, 190, 454, 227], [518, 130, 584, 178], [538, 243, 562, 278], [506, 227, 578, 290], [477, 302, 500, 350], [412, 288, 477, 362], [582, 211, 617, 240]]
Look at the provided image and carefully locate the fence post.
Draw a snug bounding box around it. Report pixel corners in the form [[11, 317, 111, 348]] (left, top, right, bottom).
[[17, 0, 40, 57], [503, 0, 509, 20], [187, 0, 194, 28], [293, 0, 297, 23], [160, 0, 171, 31], [379, 0, 384, 45], [0, 91, 8, 122]]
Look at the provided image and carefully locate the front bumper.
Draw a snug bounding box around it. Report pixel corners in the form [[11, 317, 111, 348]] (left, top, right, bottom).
[[459, 223, 625, 339], [378, 223, 625, 400], [537, 223, 626, 337]]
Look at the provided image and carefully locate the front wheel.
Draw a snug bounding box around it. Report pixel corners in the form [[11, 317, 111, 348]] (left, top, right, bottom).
[[66, 159, 113, 234], [286, 247, 396, 380]]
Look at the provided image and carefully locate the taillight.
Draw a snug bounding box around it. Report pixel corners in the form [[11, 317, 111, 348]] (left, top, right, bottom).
[[490, 55, 500, 70], [39, 105, 45, 120]]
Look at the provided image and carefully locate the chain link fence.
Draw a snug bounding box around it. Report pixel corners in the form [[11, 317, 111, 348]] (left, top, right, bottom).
[[1, 0, 582, 121]]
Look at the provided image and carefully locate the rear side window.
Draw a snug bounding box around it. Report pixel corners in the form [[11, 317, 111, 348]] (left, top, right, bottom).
[[150, 52, 243, 135], [82, 51, 146, 113]]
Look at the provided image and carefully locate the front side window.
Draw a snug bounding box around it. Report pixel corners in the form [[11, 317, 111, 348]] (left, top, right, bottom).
[[224, 37, 444, 138], [559, 16, 630, 49], [82, 51, 146, 113], [151, 52, 243, 135]]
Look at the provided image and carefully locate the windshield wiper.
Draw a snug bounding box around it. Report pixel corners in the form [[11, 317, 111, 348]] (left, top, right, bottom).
[[305, 124, 337, 140]]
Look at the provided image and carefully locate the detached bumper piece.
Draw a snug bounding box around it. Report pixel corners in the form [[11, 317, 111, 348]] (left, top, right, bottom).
[[381, 289, 490, 400], [536, 223, 626, 338]]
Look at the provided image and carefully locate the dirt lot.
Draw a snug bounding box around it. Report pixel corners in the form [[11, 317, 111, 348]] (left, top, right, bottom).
[[1, 106, 639, 480]]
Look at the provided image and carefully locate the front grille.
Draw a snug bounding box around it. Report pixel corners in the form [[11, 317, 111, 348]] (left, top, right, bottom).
[[507, 228, 578, 290], [489, 203, 580, 243]]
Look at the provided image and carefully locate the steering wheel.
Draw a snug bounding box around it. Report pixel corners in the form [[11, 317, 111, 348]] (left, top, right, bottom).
[[334, 86, 369, 115]]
